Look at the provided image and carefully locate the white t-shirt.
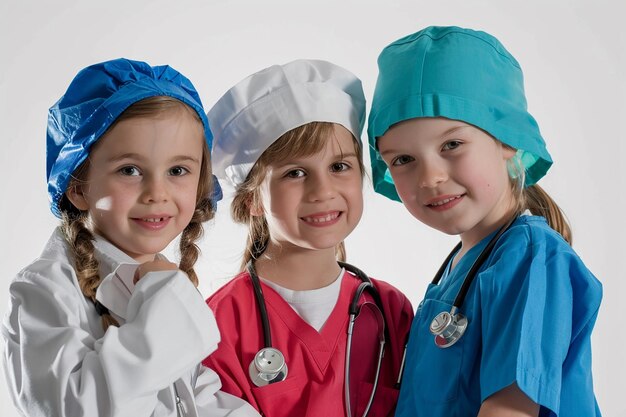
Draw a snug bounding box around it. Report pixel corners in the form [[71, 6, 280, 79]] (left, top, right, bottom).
[[261, 268, 344, 332]]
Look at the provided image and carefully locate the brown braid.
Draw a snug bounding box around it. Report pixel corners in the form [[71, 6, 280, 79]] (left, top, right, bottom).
[[59, 201, 120, 331], [177, 113, 217, 284], [178, 194, 215, 287]]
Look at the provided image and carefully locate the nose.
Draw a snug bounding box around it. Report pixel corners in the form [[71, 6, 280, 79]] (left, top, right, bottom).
[[141, 175, 169, 204], [306, 172, 337, 202], [418, 158, 448, 188]]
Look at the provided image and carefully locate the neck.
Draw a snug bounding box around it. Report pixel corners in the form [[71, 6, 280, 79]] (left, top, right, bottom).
[[254, 242, 342, 291], [456, 205, 517, 269]]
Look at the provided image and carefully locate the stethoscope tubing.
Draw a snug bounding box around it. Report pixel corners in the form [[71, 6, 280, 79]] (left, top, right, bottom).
[[247, 261, 273, 348], [247, 260, 389, 417], [345, 314, 384, 417], [429, 216, 518, 348]]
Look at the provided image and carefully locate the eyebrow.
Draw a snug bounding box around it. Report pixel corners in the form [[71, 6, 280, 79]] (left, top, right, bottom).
[[441, 125, 471, 137], [107, 153, 200, 164], [278, 152, 359, 166], [379, 124, 471, 157], [334, 152, 358, 160]]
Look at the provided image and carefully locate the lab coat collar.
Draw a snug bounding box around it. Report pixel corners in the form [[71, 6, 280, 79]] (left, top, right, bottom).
[[93, 235, 166, 321]]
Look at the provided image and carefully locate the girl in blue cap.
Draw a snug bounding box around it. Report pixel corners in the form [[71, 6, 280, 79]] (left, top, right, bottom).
[[368, 27, 602, 417], [1, 58, 259, 417]]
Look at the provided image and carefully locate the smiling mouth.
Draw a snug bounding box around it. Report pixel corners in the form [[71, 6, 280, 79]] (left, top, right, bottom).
[[131, 216, 172, 227], [426, 194, 464, 207], [301, 211, 341, 224], [141, 217, 169, 223]]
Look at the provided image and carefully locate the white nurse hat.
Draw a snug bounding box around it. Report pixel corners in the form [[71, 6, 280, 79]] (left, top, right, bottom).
[[208, 59, 366, 187]]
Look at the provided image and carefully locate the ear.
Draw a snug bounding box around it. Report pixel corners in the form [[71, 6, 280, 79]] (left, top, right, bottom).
[[248, 196, 264, 217], [501, 144, 517, 160], [65, 185, 90, 211]]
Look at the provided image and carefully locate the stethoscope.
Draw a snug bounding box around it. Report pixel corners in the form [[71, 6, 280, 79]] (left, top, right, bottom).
[[428, 216, 517, 348], [246, 261, 388, 417]]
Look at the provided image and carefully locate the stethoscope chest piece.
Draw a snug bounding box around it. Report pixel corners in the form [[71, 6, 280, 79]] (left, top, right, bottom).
[[429, 309, 468, 348], [249, 347, 288, 387]]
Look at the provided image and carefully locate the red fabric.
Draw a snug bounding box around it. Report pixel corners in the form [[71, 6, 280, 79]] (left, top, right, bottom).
[[203, 270, 413, 417]]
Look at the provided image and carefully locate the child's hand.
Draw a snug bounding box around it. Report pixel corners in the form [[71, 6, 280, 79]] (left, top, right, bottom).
[[133, 260, 179, 284]]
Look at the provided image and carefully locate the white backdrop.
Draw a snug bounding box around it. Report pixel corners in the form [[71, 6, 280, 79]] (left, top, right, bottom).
[[1, 1, 624, 416]]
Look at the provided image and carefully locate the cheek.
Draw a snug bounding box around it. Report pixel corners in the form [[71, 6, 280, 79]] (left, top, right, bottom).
[[87, 187, 131, 216], [391, 173, 415, 201], [471, 162, 509, 194], [265, 182, 293, 211], [179, 186, 200, 214], [348, 186, 364, 219]]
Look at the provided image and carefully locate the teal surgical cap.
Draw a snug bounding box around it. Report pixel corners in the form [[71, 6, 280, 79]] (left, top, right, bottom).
[[368, 26, 553, 202], [47, 58, 221, 217]]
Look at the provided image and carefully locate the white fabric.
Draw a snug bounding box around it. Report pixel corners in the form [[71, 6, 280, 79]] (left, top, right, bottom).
[[261, 268, 344, 332], [1, 228, 260, 417], [208, 59, 366, 187]]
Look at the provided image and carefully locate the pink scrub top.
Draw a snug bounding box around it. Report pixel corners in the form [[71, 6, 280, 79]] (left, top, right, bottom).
[[203, 269, 413, 417]]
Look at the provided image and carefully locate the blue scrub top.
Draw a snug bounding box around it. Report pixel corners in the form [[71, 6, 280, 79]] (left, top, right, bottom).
[[395, 216, 602, 417]]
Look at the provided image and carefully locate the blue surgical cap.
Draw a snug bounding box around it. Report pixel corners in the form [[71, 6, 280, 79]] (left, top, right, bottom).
[[368, 26, 553, 202], [47, 58, 221, 217]]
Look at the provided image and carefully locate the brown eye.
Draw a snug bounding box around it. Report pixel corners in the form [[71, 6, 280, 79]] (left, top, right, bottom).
[[285, 169, 305, 179], [119, 165, 140, 176], [330, 162, 350, 172], [169, 166, 189, 176]]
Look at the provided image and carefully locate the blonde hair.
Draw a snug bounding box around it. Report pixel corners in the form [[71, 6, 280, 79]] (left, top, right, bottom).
[[507, 149, 572, 244], [231, 122, 364, 271], [59, 96, 215, 332]]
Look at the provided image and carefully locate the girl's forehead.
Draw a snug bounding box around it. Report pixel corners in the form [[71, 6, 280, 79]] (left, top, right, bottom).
[[289, 130, 357, 162], [90, 112, 204, 160]]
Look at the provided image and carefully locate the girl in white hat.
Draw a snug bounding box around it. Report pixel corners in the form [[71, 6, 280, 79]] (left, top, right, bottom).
[[203, 59, 413, 417]]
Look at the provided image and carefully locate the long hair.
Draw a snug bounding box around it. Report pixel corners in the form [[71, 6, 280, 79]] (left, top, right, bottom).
[[507, 150, 572, 244], [59, 96, 215, 332], [231, 122, 364, 271]]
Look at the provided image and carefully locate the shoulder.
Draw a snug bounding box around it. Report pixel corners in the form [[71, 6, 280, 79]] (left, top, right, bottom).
[[12, 228, 78, 290], [502, 215, 568, 249], [366, 275, 414, 320], [493, 216, 578, 259], [207, 271, 254, 311], [4, 230, 90, 331], [370, 277, 412, 306], [484, 215, 601, 301]]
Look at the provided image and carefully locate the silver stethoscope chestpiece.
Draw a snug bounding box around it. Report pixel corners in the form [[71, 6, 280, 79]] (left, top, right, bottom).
[[430, 310, 468, 348], [249, 347, 288, 387]]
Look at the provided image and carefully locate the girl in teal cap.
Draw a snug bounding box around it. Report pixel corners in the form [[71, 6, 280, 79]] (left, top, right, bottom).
[[1, 58, 259, 417], [369, 26, 602, 417]]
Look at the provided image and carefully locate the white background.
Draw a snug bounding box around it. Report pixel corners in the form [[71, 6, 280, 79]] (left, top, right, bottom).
[[1, 0, 624, 416]]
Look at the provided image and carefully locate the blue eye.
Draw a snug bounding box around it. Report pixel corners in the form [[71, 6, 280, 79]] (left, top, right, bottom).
[[442, 140, 462, 151], [391, 155, 414, 166], [119, 166, 141, 176]]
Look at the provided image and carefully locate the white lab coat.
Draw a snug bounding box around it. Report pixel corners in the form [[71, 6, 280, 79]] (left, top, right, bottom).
[[1, 228, 260, 417]]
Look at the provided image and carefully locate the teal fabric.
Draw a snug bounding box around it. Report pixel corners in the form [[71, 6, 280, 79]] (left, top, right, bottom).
[[395, 216, 602, 417], [368, 26, 552, 202]]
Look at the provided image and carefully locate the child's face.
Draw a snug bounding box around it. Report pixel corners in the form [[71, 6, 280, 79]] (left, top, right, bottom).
[[68, 109, 204, 262], [255, 124, 363, 253], [378, 117, 516, 247]]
